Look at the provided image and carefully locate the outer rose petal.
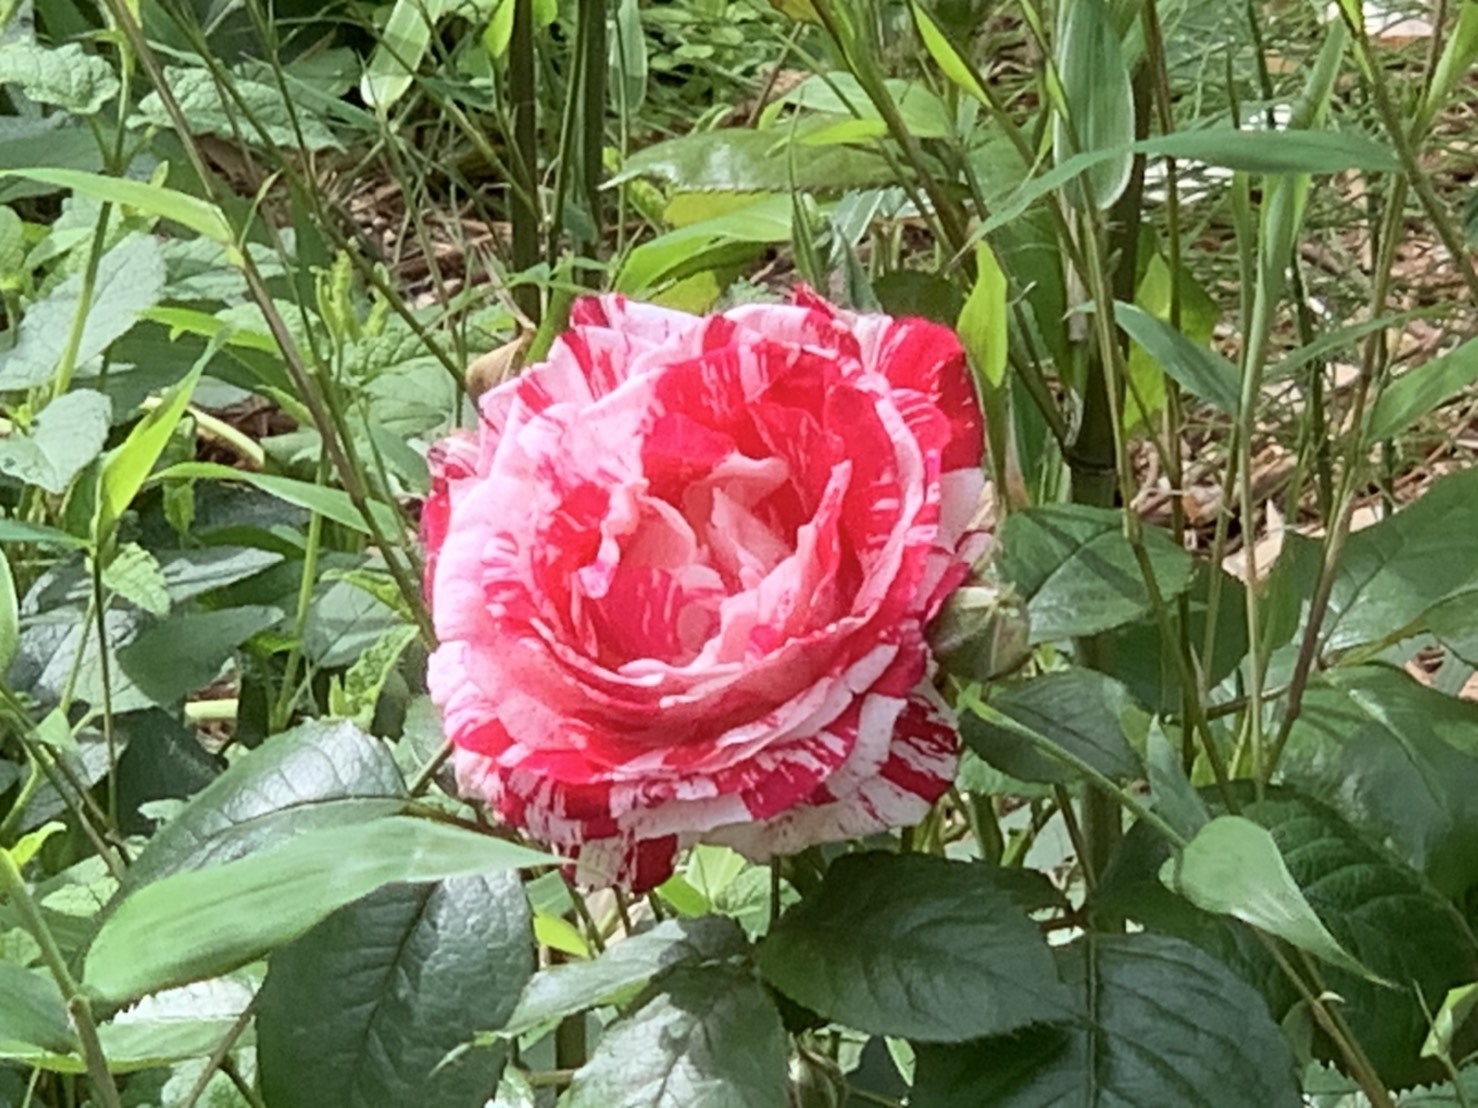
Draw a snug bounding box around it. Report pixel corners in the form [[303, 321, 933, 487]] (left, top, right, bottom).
[[428, 290, 990, 889]]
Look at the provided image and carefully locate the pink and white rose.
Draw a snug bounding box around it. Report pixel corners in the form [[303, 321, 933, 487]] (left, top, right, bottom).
[[424, 290, 988, 889]]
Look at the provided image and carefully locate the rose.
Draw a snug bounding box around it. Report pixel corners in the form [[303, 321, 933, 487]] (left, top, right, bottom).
[[424, 290, 988, 889]]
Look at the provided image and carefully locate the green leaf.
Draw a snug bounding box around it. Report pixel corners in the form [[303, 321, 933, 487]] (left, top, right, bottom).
[[0, 170, 232, 246], [0, 520, 88, 548], [0, 42, 119, 115], [0, 964, 74, 1054], [1423, 982, 1478, 1061], [957, 242, 1009, 389], [1281, 665, 1478, 898], [136, 68, 342, 151], [610, 126, 897, 195], [0, 547, 16, 675], [0, 124, 104, 204], [757, 853, 1068, 1042], [610, 0, 647, 114], [113, 710, 223, 835], [505, 916, 747, 1036], [330, 623, 417, 728], [119, 717, 406, 893], [1099, 565, 1250, 714], [1402, 1069, 1478, 1107], [97, 362, 204, 540], [1366, 336, 1478, 443], [0, 204, 24, 277], [0, 389, 111, 494], [561, 963, 789, 1108], [3, 975, 261, 1074], [1144, 721, 1209, 840], [117, 604, 282, 705], [1054, 0, 1134, 208], [773, 74, 953, 141], [1114, 300, 1240, 412], [996, 504, 1195, 641], [84, 816, 555, 1004], [0, 233, 165, 390], [911, 934, 1301, 1108], [98, 977, 255, 1072], [1098, 785, 1478, 1087], [976, 129, 1398, 243], [360, 0, 452, 112], [1284, 471, 1478, 655], [257, 871, 534, 1108], [155, 461, 404, 537], [912, 2, 987, 103], [960, 669, 1144, 784], [615, 194, 793, 297], [1161, 815, 1382, 982], [101, 543, 170, 617]]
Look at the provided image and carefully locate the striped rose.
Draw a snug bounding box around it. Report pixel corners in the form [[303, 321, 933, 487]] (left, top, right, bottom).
[[425, 290, 987, 889]]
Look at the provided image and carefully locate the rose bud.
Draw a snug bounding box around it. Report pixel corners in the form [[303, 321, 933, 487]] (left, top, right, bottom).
[[929, 569, 1031, 684]]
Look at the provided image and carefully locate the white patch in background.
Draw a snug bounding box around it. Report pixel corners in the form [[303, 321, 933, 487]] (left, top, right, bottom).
[[1326, 0, 1435, 41]]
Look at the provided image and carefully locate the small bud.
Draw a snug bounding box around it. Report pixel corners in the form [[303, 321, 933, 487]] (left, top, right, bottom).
[[929, 571, 1031, 684]]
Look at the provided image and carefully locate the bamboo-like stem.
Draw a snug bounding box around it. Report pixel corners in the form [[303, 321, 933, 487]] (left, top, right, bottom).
[[508, 0, 542, 321]]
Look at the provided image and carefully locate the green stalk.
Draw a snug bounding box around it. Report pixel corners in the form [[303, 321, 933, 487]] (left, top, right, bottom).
[[0, 851, 122, 1108], [578, 0, 608, 265], [508, 0, 542, 321], [270, 456, 327, 732], [809, 0, 970, 260]]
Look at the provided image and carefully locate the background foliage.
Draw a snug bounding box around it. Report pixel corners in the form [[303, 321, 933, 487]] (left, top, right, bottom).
[[4, 0, 1478, 1104]]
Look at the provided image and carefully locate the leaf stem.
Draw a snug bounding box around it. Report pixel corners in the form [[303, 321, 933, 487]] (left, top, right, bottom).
[[0, 850, 122, 1108]]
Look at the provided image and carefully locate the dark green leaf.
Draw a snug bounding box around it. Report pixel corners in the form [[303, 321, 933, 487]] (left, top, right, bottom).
[[114, 710, 223, 835], [506, 916, 747, 1036], [1098, 785, 1478, 1087], [996, 504, 1195, 642], [911, 934, 1301, 1108], [119, 717, 406, 893], [960, 669, 1144, 784], [561, 963, 789, 1108], [1308, 468, 1478, 654], [117, 604, 282, 705], [84, 816, 555, 1003], [1100, 566, 1249, 714], [757, 853, 1068, 1042], [1144, 722, 1209, 840], [258, 871, 534, 1108], [1281, 665, 1478, 898]]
